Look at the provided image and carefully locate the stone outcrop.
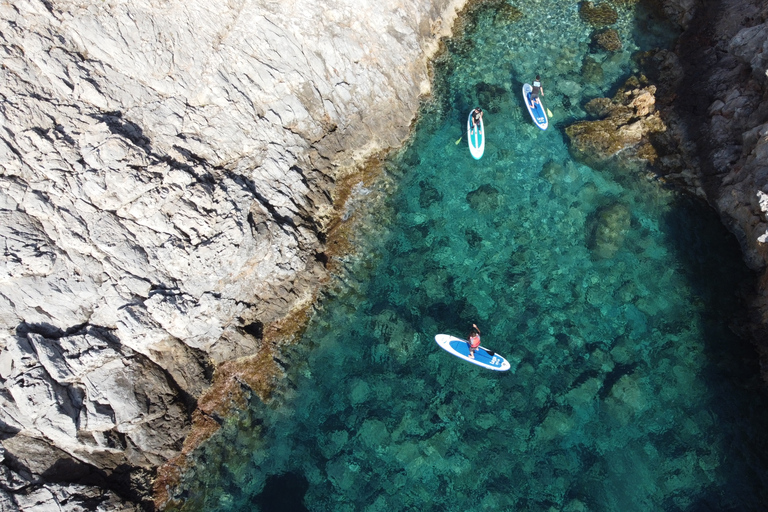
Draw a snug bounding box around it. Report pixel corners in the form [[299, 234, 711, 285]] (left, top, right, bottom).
[[565, 77, 666, 169], [0, 0, 467, 508]]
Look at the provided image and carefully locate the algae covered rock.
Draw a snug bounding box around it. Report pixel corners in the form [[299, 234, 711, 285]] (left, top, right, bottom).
[[540, 160, 566, 183], [494, 4, 524, 25], [593, 29, 622, 52], [565, 76, 667, 168], [588, 202, 631, 258], [579, 2, 619, 27], [581, 56, 605, 84], [466, 184, 502, 213]]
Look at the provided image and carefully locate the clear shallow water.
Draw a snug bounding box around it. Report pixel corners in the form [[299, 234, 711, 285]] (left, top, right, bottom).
[[171, 2, 768, 511]]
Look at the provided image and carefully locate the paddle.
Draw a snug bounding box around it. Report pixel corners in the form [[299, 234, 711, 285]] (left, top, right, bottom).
[[455, 136, 462, 144], [546, 107, 553, 117]]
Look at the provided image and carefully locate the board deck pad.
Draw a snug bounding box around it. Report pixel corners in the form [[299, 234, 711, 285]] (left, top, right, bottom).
[[435, 334, 511, 371]]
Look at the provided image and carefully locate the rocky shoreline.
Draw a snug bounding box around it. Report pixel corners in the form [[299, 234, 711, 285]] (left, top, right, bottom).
[[2, 0, 768, 510], [0, 0, 466, 509]]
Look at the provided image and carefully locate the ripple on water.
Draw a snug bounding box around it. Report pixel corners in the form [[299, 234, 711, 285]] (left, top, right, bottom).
[[170, 2, 768, 511]]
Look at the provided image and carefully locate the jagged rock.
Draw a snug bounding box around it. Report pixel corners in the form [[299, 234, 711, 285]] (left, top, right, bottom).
[[565, 77, 666, 168]]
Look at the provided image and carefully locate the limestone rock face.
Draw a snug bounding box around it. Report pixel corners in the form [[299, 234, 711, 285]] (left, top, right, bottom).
[[0, 0, 467, 507]]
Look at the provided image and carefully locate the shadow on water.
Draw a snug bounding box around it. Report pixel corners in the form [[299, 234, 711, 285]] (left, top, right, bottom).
[[250, 473, 309, 512], [659, 193, 768, 509]]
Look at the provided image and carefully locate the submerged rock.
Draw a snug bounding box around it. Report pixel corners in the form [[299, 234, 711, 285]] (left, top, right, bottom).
[[581, 56, 605, 85], [494, 4, 524, 25], [593, 29, 623, 52], [466, 184, 502, 214], [588, 203, 632, 259], [476, 82, 509, 114]]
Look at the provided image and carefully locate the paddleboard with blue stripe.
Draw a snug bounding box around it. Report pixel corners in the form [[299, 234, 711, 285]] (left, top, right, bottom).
[[523, 83, 548, 130], [467, 110, 485, 159], [435, 334, 510, 371]]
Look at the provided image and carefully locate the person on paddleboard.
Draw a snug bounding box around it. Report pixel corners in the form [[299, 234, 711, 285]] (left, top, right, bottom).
[[471, 108, 483, 131], [468, 323, 481, 359], [530, 75, 544, 108]]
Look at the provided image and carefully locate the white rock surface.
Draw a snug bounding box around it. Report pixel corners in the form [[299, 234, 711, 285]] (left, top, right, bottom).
[[0, 0, 467, 506]]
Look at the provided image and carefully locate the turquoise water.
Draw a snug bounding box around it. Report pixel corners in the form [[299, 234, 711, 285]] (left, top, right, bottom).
[[171, 2, 768, 511]]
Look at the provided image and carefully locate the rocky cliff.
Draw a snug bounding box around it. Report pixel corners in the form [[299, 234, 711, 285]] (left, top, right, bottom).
[[0, 0, 465, 509], [658, 0, 768, 368]]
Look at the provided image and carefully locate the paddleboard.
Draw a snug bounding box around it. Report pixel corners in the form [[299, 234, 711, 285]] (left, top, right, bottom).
[[467, 110, 485, 159], [523, 83, 548, 130], [435, 334, 511, 371]]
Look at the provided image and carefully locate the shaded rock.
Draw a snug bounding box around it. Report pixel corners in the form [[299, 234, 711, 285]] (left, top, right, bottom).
[[588, 203, 631, 259], [579, 2, 619, 27], [466, 185, 502, 214]]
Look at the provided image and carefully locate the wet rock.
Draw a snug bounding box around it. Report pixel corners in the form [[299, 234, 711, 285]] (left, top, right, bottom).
[[588, 203, 632, 259], [565, 77, 666, 169], [584, 97, 614, 118], [579, 2, 619, 27]]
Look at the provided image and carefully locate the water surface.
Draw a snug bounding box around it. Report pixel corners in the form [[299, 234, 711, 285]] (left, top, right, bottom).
[[172, 1, 768, 510]]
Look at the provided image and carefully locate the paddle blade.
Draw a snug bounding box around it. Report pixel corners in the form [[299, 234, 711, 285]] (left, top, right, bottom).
[[547, 108, 553, 117], [455, 137, 462, 145]]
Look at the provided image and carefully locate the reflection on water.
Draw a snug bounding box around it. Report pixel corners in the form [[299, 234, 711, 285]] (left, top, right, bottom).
[[170, 1, 768, 511]]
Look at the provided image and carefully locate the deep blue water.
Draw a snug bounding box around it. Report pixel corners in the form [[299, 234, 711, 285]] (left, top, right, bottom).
[[170, 2, 768, 510]]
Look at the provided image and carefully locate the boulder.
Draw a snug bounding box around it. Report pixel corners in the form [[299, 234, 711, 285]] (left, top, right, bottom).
[[565, 77, 667, 169]]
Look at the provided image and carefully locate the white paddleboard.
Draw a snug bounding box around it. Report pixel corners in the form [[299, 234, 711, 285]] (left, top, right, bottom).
[[523, 83, 548, 130], [435, 334, 510, 371], [467, 110, 485, 159]]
